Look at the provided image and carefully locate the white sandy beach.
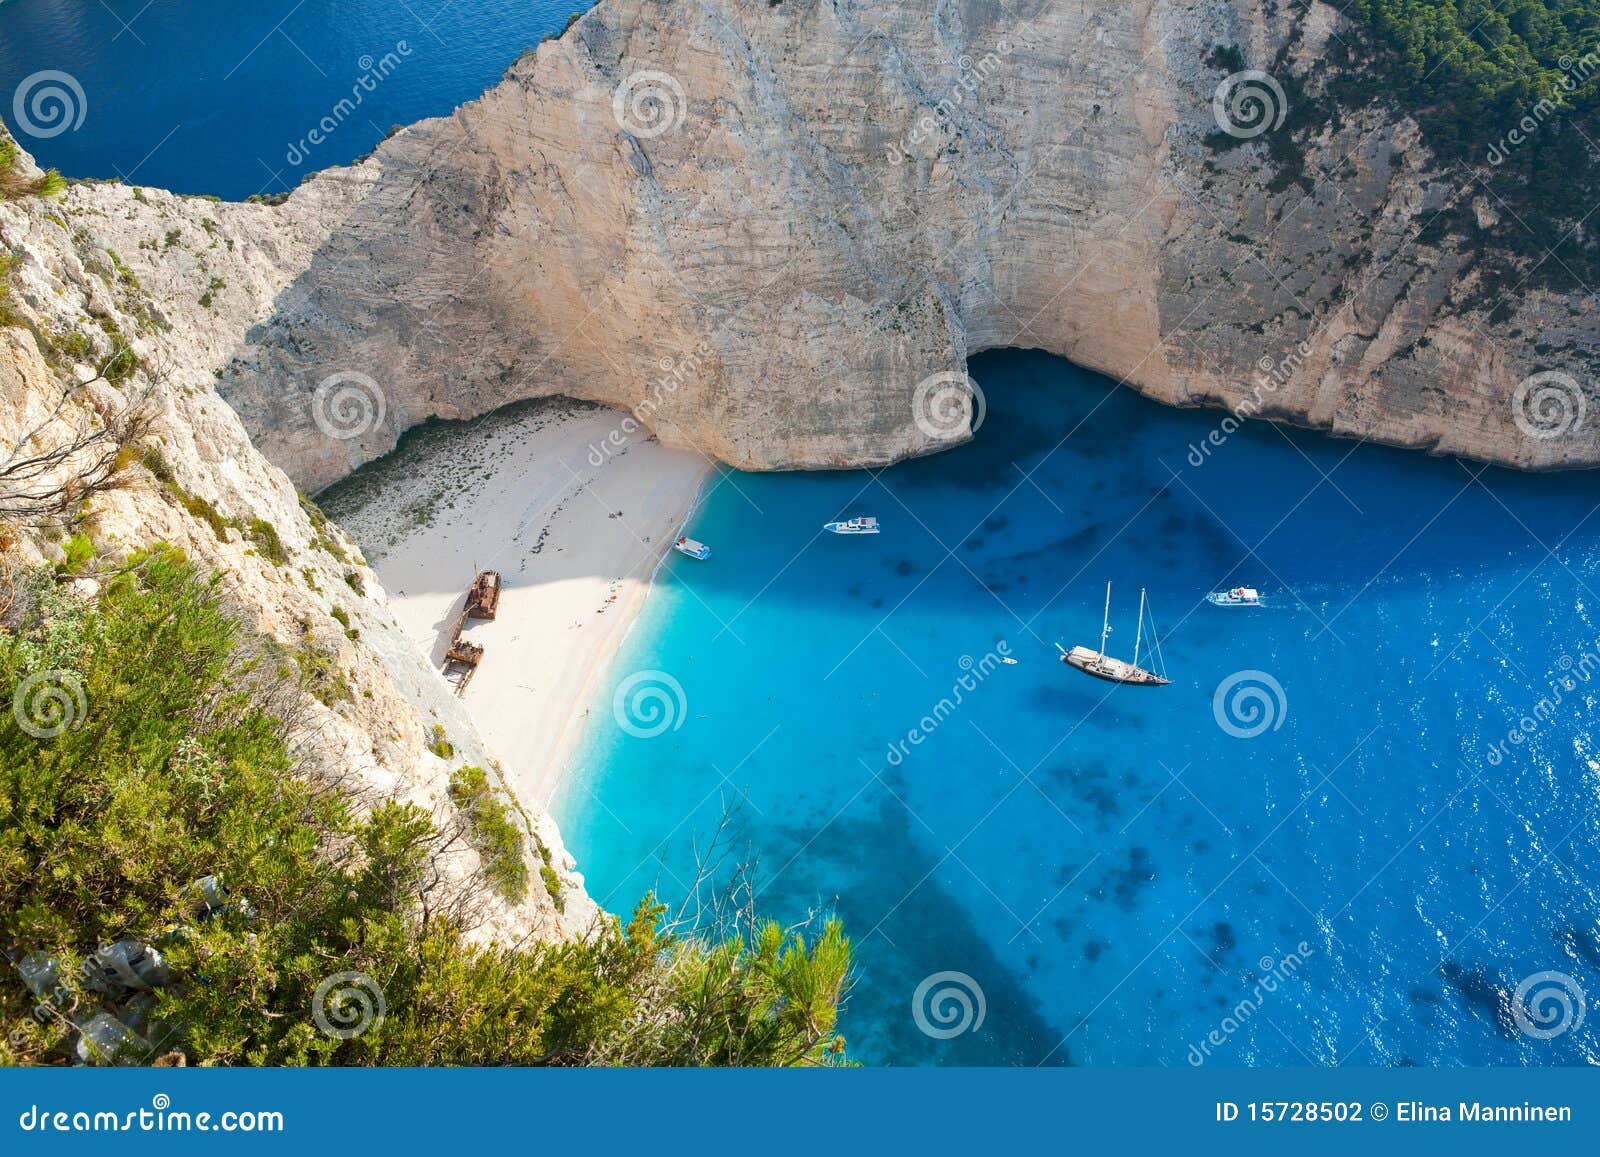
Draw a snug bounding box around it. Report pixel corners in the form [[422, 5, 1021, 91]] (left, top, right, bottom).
[[322, 399, 709, 808]]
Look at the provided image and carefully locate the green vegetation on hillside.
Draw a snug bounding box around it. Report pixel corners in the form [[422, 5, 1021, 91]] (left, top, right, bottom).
[[1212, 3, 1600, 300], [139, 446, 290, 566], [1345, 1, 1600, 140], [1343, 2, 1600, 290], [0, 252, 19, 329], [448, 764, 528, 903], [0, 117, 67, 202], [1, 547, 851, 1065]]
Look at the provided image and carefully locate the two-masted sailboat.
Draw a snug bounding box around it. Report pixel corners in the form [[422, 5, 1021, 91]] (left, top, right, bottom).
[[1057, 581, 1170, 687]]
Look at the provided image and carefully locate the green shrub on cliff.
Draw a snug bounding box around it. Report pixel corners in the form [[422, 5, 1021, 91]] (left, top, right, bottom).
[[449, 764, 529, 903], [31, 170, 66, 199], [0, 547, 850, 1066], [55, 533, 95, 576], [1211, 4, 1600, 294], [0, 252, 19, 329], [0, 117, 67, 201], [245, 517, 288, 566]]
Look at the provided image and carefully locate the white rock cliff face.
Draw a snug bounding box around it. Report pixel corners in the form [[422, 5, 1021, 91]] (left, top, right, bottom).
[[0, 149, 596, 943], [200, 0, 1596, 493]]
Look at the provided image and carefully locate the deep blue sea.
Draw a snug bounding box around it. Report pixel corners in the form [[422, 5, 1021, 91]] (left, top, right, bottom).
[[8, 0, 1598, 1067], [557, 349, 1600, 1067], [0, 0, 577, 198]]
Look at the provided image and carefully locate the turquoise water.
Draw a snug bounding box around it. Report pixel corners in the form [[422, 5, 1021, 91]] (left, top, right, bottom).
[[0, 0, 577, 199], [556, 349, 1600, 1066]]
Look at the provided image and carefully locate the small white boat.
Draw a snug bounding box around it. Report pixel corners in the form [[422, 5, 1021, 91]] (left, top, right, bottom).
[[1001, 657, 1019, 666], [824, 516, 880, 535], [1206, 586, 1261, 608], [673, 536, 712, 561]]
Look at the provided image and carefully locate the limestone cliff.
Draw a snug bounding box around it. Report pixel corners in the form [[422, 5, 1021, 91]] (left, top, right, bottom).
[[0, 142, 595, 942], [194, 0, 1595, 492]]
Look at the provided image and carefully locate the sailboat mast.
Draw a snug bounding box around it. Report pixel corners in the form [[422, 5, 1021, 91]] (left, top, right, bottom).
[[1133, 587, 1146, 669], [1098, 581, 1112, 661]]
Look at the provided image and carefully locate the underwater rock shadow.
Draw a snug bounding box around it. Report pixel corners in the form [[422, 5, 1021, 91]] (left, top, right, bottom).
[[757, 783, 1071, 1065]]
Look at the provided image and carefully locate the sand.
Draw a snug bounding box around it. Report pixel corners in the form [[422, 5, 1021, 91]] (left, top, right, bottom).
[[320, 398, 710, 808]]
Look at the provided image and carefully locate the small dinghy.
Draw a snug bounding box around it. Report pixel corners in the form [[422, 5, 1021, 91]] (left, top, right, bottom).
[[674, 536, 712, 561], [1058, 582, 1171, 687], [1206, 586, 1261, 608], [824, 516, 880, 535]]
